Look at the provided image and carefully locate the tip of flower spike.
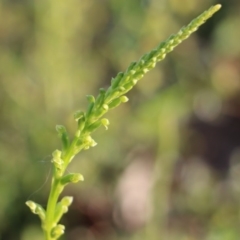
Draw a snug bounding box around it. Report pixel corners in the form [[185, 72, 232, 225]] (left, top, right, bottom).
[[214, 4, 222, 11]]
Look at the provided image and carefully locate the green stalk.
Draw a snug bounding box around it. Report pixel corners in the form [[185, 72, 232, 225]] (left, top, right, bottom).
[[26, 4, 221, 240], [44, 179, 63, 239], [44, 137, 81, 239]]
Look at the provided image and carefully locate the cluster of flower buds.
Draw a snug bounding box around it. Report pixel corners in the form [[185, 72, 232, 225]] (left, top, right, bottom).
[[26, 4, 221, 239], [26, 196, 74, 239], [68, 6, 222, 153]]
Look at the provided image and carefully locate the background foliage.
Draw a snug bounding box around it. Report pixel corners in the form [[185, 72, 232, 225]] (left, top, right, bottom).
[[0, 0, 240, 239]]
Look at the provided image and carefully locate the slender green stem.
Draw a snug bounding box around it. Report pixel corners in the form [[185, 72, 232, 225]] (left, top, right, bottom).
[[44, 179, 62, 239], [44, 138, 79, 239], [25, 4, 221, 240]]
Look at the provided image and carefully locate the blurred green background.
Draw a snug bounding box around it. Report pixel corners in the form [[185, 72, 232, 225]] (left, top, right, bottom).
[[1, 0, 240, 239]]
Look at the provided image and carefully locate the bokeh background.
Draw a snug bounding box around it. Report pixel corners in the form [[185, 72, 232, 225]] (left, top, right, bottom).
[[0, 0, 240, 239]]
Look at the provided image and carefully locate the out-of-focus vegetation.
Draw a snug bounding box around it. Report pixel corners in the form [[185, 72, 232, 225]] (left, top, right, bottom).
[[0, 0, 239, 240]]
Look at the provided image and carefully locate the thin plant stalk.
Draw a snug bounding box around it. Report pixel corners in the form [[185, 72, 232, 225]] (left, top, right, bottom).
[[26, 4, 221, 240]]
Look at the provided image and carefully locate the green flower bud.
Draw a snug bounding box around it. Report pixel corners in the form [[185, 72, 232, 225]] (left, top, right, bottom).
[[142, 52, 151, 62], [108, 98, 121, 109], [90, 139, 97, 147], [121, 75, 130, 85], [108, 96, 128, 109], [54, 197, 73, 224], [105, 88, 121, 102], [127, 62, 137, 72], [156, 54, 166, 61], [55, 125, 65, 134], [94, 104, 109, 118], [119, 87, 126, 92], [134, 73, 144, 81], [55, 125, 70, 152], [101, 118, 110, 130], [120, 96, 129, 103], [52, 150, 64, 176], [111, 72, 124, 89], [87, 120, 102, 133], [61, 196, 74, 207], [139, 59, 145, 66], [60, 173, 84, 185], [146, 60, 156, 70], [104, 88, 120, 104], [51, 224, 65, 239], [52, 149, 63, 164], [120, 82, 134, 94], [25, 201, 46, 222], [148, 49, 158, 60], [142, 68, 149, 74], [129, 69, 136, 75], [102, 104, 109, 110], [77, 117, 85, 132], [86, 95, 95, 103], [157, 42, 166, 52], [83, 135, 97, 149], [74, 110, 84, 121]]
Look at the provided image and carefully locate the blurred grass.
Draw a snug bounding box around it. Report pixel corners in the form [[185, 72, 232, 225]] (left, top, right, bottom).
[[1, 0, 240, 240]]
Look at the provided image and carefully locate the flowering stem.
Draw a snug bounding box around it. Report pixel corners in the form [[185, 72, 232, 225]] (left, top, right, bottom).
[[26, 4, 221, 240]]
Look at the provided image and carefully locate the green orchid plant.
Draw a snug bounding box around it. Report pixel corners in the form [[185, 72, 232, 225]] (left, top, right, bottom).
[[26, 4, 221, 240]]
